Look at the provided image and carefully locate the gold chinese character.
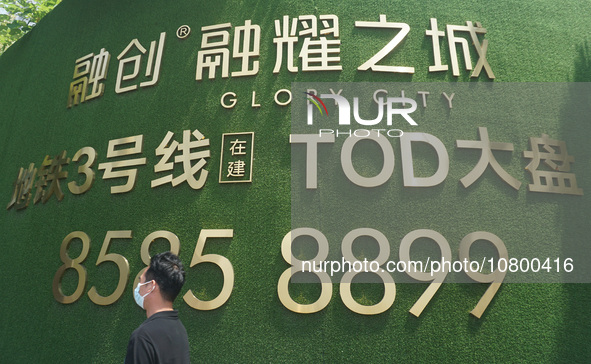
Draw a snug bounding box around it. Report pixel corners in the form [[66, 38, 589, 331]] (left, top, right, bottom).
[[227, 160, 246, 177], [523, 134, 583, 195]]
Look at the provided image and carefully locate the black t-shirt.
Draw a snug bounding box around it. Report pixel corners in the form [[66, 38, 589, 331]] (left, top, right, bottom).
[[125, 310, 190, 364]]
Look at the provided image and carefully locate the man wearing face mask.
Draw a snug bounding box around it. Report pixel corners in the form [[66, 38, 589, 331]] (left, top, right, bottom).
[[125, 251, 191, 364]]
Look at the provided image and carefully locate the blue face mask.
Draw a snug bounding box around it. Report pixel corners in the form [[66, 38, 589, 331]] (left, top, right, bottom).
[[134, 280, 154, 309]]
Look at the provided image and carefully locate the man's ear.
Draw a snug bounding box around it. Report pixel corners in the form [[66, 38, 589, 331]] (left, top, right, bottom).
[[151, 280, 161, 294]]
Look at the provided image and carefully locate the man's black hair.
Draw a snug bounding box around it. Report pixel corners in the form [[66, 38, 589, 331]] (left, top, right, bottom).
[[145, 251, 186, 302]]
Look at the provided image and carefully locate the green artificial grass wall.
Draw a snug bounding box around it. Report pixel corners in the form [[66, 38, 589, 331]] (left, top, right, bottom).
[[0, 0, 590, 362]]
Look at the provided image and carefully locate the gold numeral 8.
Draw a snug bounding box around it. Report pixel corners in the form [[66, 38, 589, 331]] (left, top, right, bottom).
[[132, 231, 181, 289], [340, 228, 395, 315], [277, 228, 333, 314], [52, 232, 90, 304]]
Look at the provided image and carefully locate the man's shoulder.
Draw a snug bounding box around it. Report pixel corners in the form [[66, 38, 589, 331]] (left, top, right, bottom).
[[125, 321, 158, 364], [129, 322, 154, 344], [126, 311, 189, 364]]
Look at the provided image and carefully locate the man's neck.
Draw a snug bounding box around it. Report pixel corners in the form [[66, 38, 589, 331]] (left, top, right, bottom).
[[146, 302, 174, 318]]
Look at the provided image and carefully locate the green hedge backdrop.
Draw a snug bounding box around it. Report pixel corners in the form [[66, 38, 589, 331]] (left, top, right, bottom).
[[1, 0, 590, 362]]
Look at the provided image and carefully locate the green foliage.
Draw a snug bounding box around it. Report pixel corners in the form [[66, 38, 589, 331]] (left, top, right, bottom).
[[1, 0, 591, 362], [0, 0, 61, 54]]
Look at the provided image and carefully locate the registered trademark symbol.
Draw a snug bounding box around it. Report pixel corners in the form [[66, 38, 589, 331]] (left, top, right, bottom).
[[177, 25, 191, 39]]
